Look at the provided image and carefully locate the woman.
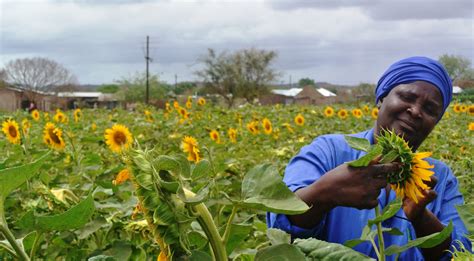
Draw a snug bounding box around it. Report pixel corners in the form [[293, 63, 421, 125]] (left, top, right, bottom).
[[267, 57, 471, 260]]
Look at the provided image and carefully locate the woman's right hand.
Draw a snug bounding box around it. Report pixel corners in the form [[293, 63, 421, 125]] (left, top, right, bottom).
[[289, 160, 400, 228]]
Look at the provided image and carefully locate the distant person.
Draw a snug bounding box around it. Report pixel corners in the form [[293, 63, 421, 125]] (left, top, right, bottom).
[[28, 101, 37, 113], [267, 56, 471, 260]]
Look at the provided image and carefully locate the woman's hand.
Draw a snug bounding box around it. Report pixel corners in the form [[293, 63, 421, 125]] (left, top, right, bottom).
[[403, 176, 438, 223]]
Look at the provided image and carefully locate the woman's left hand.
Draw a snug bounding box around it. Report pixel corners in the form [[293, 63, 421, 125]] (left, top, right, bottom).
[[402, 176, 438, 223]]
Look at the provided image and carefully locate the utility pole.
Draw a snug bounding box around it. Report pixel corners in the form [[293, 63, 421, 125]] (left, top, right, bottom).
[[145, 35, 150, 104], [175, 74, 178, 90]]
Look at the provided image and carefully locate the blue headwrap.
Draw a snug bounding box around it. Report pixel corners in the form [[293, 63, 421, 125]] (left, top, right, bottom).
[[375, 56, 452, 115]]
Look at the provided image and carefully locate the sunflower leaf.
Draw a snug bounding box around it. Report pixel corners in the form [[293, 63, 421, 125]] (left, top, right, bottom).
[[293, 238, 374, 260], [384, 221, 453, 256], [380, 150, 399, 164], [345, 136, 372, 152], [455, 204, 474, 235], [368, 199, 402, 225], [348, 145, 383, 167], [0, 152, 50, 200]]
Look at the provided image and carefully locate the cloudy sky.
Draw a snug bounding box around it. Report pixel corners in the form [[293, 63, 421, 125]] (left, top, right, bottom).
[[1, 0, 472, 86]]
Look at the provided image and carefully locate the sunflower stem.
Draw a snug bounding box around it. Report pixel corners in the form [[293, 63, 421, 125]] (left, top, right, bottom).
[[375, 205, 386, 261], [0, 199, 31, 261]]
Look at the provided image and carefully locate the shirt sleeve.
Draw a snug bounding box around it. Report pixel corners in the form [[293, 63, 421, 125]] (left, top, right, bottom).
[[434, 164, 472, 259], [267, 136, 337, 238]]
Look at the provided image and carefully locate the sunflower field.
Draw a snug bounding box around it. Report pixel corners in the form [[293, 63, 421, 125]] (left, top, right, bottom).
[[0, 99, 472, 260]]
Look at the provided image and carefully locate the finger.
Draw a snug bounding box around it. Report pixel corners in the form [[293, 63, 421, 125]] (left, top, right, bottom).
[[368, 155, 382, 166], [424, 175, 438, 189], [369, 162, 401, 179]]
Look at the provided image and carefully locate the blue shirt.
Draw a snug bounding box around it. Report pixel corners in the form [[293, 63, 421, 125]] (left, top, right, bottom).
[[267, 128, 471, 260]]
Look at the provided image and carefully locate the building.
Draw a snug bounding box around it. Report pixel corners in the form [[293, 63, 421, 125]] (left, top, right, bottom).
[[260, 86, 336, 105]]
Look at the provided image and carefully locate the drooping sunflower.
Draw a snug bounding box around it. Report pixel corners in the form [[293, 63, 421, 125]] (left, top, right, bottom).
[[371, 108, 379, 119], [469, 122, 474, 131], [112, 168, 131, 186], [228, 128, 237, 143], [198, 97, 206, 106], [209, 130, 220, 143], [73, 108, 82, 122], [468, 105, 474, 116], [376, 130, 434, 203], [282, 123, 294, 133], [2, 119, 21, 144], [352, 109, 363, 119], [337, 109, 348, 119], [31, 109, 41, 121], [104, 124, 133, 153], [54, 109, 68, 123], [181, 136, 200, 162], [262, 118, 273, 134], [453, 104, 461, 113], [43, 122, 65, 150], [22, 118, 31, 136], [324, 106, 334, 118], [294, 114, 305, 126]]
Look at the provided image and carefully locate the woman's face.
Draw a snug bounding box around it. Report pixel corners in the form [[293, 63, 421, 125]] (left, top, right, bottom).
[[376, 81, 443, 150]]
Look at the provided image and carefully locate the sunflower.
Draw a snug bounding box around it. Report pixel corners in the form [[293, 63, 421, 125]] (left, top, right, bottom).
[[165, 102, 172, 112], [453, 104, 461, 113], [2, 119, 21, 144], [469, 122, 474, 131], [262, 118, 273, 134], [377, 130, 433, 204], [31, 109, 40, 121], [186, 100, 192, 109], [113, 168, 131, 186], [198, 97, 206, 106], [209, 130, 220, 143], [246, 121, 259, 135], [43, 122, 65, 150], [54, 110, 68, 123], [73, 108, 82, 122], [144, 110, 153, 122], [363, 105, 369, 113], [104, 124, 133, 153], [173, 101, 180, 109], [178, 107, 189, 119], [181, 136, 200, 162], [44, 112, 50, 121], [468, 105, 474, 116], [228, 128, 237, 143], [324, 106, 334, 117], [352, 109, 363, 119], [460, 105, 467, 113], [91, 123, 97, 131], [22, 118, 31, 136], [337, 109, 348, 119], [294, 114, 305, 126], [371, 108, 379, 119]]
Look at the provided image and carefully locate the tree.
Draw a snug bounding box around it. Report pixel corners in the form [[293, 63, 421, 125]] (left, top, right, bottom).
[[438, 54, 473, 82], [196, 48, 279, 107], [115, 72, 167, 103], [3, 57, 77, 102], [98, 84, 120, 94], [298, 78, 315, 87]]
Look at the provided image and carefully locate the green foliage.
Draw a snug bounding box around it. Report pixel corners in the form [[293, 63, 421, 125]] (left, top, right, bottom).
[[438, 54, 473, 82], [293, 238, 374, 260], [298, 77, 315, 87], [97, 84, 120, 94], [115, 72, 167, 102]]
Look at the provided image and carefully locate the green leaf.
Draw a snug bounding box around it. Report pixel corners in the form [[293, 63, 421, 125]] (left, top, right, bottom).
[[17, 194, 95, 232], [368, 199, 402, 226], [192, 159, 212, 180], [189, 250, 212, 261], [385, 221, 453, 256], [174, 154, 191, 179], [380, 150, 399, 164], [241, 164, 309, 215], [294, 238, 374, 260], [179, 184, 210, 205], [267, 228, 291, 245], [226, 224, 252, 254], [348, 145, 383, 167], [456, 204, 474, 235], [345, 136, 372, 152], [0, 152, 50, 199], [255, 243, 306, 261], [153, 155, 181, 175]]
